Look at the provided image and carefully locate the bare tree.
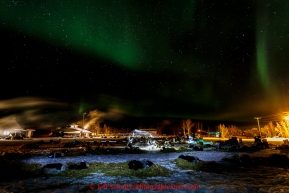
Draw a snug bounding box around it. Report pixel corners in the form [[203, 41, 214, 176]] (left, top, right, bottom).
[[89, 122, 101, 136], [244, 128, 259, 138], [275, 120, 289, 138], [261, 121, 276, 138], [181, 119, 194, 136], [218, 124, 229, 138], [227, 125, 242, 137], [102, 124, 114, 135]]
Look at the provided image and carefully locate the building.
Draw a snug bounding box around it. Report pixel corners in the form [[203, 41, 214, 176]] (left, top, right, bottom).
[[56, 124, 91, 137], [0, 118, 35, 138]]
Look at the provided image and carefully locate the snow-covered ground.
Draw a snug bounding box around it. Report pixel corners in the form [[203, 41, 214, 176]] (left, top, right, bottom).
[[1, 148, 289, 193]]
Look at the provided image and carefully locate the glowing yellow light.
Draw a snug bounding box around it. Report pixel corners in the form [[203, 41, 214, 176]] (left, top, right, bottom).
[[286, 116, 289, 121]]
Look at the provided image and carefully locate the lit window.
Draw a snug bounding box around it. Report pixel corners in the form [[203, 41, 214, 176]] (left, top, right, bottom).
[[4, 131, 10, 135]]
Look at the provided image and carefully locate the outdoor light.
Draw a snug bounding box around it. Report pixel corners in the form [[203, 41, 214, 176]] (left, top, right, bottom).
[[284, 112, 289, 121], [82, 112, 86, 129], [82, 112, 86, 137]]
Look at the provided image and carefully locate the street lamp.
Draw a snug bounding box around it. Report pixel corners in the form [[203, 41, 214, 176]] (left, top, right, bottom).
[[82, 112, 86, 137]]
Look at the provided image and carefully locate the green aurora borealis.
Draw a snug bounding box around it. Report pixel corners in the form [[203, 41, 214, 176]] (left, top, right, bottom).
[[1, 0, 289, 124]]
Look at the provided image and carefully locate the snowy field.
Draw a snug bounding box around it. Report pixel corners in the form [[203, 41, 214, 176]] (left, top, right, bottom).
[[1, 147, 289, 193], [0, 137, 288, 193]]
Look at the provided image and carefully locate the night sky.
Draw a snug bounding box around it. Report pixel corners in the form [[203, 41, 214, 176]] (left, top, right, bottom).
[[1, 0, 289, 128]]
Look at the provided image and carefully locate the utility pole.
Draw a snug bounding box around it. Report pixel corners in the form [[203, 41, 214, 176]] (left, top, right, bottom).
[[254, 117, 261, 137], [82, 112, 86, 137], [82, 113, 86, 128]]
